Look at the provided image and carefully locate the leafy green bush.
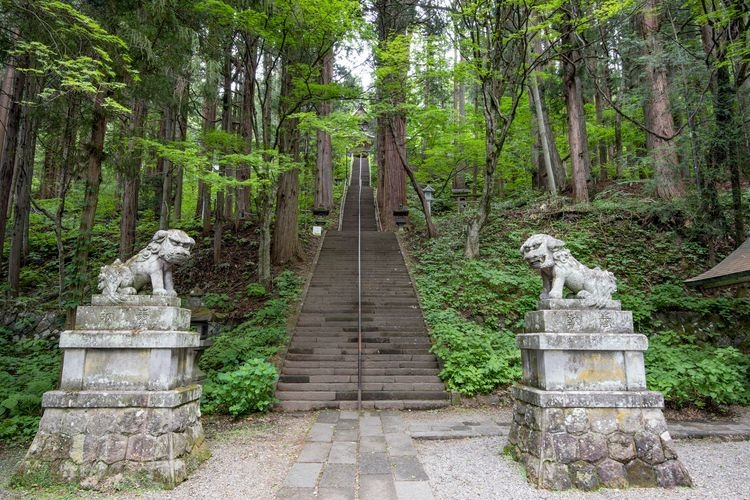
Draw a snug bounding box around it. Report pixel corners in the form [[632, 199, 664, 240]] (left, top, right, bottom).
[[0, 335, 61, 443], [645, 331, 750, 409], [273, 270, 300, 299], [202, 359, 278, 415], [199, 324, 287, 372], [246, 282, 267, 298], [202, 292, 232, 311], [427, 308, 521, 395]]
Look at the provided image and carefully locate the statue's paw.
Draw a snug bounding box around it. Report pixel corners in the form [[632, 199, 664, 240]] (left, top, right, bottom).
[[549, 291, 563, 299], [153, 288, 168, 296], [540, 292, 550, 300], [164, 290, 177, 297], [120, 287, 137, 295]]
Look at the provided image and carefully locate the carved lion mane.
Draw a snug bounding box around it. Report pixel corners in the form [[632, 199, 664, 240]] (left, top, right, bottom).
[[520, 234, 616, 306], [97, 229, 195, 303]]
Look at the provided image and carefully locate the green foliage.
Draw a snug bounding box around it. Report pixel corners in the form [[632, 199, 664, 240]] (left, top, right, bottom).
[[645, 332, 750, 409], [427, 309, 521, 395], [0, 336, 61, 443], [202, 293, 232, 312], [198, 269, 301, 415], [199, 323, 287, 372], [246, 283, 267, 298], [201, 359, 278, 415]]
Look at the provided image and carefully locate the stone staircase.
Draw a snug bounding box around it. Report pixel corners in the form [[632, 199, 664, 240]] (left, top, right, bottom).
[[276, 156, 449, 410]]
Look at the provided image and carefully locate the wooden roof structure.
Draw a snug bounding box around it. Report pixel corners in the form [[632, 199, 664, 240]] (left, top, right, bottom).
[[685, 236, 750, 288]]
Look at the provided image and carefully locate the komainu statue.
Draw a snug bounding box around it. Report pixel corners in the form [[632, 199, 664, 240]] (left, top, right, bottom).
[[520, 234, 616, 307], [98, 229, 195, 303]]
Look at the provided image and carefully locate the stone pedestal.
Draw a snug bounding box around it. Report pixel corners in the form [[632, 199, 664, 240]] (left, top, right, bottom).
[[17, 296, 207, 489], [506, 299, 691, 490]]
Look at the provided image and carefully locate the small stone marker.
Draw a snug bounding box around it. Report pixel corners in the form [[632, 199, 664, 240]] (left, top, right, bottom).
[[506, 235, 691, 490], [16, 231, 207, 489]]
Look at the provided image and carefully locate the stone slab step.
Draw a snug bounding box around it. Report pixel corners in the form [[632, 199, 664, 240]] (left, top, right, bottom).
[[280, 367, 440, 376], [275, 399, 450, 412], [287, 347, 431, 355], [279, 374, 442, 384], [281, 360, 438, 369], [275, 390, 449, 401], [284, 353, 437, 362], [277, 382, 446, 392]]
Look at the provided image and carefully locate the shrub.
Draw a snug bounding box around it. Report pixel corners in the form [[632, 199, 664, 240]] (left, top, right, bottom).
[[246, 283, 267, 298], [0, 336, 61, 442], [199, 324, 286, 372], [645, 331, 750, 409], [202, 359, 278, 415], [202, 292, 232, 311], [427, 309, 521, 395]]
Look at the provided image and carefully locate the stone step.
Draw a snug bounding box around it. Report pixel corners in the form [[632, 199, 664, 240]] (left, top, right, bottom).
[[284, 353, 437, 362], [279, 374, 443, 384], [275, 399, 450, 411], [280, 367, 441, 376], [287, 347, 431, 355], [281, 360, 439, 369], [276, 382, 446, 392], [275, 390, 449, 401]]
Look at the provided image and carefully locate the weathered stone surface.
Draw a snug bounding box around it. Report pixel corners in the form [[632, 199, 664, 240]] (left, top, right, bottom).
[[524, 310, 633, 334], [512, 385, 664, 409], [617, 408, 643, 433], [588, 409, 618, 435], [99, 434, 128, 464], [127, 434, 168, 461], [60, 329, 199, 349], [626, 459, 658, 487], [74, 306, 191, 331], [655, 461, 692, 488], [545, 408, 565, 433], [540, 462, 572, 490], [596, 458, 627, 488], [551, 433, 578, 463], [578, 433, 608, 462], [43, 386, 202, 409], [608, 432, 636, 462], [634, 431, 665, 465], [642, 409, 669, 435], [565, 408, 589, 434], [570, 461, 599, 491], [538, 298, 621, 311]]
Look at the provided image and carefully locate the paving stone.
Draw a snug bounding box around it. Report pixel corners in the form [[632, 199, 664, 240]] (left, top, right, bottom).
[[385, 432, 417, 456], [381, 415, 404, 433], [335, 419, 358, 430], [283, 463, 323, 488], [275, 487, 316, 500], [317, 487, 355, 500], [297, 442, 331, 463], [309, 423, 335, 442], [360, 416, 383, 436], [360, 451, 390, 475], [328, 442, 357, 464], [316, 410, 340, 424], [394, 480, 434, 500], [333, 428, 358, 441], [339, 410, 359, 420], [391, 455, 429, 481], [360, 474, 398, 500], [360, 435, 386, 453], [319, 463, 357, 488]]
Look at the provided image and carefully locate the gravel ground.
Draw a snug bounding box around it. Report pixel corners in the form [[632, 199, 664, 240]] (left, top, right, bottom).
[[0, 412, 315, 499], [416, 434, 750, 500]]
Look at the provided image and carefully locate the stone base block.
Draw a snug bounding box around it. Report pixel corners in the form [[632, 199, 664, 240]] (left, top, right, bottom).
[[506, 400, 691, 490], [15, 396, 208, 489]]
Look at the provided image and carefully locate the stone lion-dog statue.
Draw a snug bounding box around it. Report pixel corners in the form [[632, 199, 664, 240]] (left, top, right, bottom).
[[520, 234, 616, 307], [97, 229, 195, 303]]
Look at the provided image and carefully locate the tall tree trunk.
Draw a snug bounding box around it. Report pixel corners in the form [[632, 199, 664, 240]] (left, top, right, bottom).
[[257, 51, 274, 286], [214, 40, 234, 265], [314, 49, 334, 212], [158, 107, 174, 230], [453, 47, 467, 190], [198, 89, 217, 236], [174, 98, 187, 223], [38, 139, 58, 199], [272, 49, 303, 264], [68, 93, 107, 325], [377, 113, 407, 231], [640, 0, 684, 200], [530, 76, 557, 193], [0, 54, 26, 271], [238, 34, 257, 223], [119, 98, 147, 260], [8, 80, 39, 293], [563, 6, 590, 203]]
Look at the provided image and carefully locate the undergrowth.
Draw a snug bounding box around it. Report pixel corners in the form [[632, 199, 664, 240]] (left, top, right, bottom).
[[199, 270, 301, 416]]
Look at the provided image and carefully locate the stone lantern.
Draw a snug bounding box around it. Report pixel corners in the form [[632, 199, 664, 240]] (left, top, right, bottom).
[[423, 185, 434, 215]]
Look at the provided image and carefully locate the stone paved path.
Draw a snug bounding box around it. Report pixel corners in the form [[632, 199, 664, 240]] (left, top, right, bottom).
[[276, 410, 434, 500], [276, 408, 750, 499]]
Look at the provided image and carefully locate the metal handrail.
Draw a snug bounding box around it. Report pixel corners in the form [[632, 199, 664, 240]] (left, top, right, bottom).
[[357, 156, 362, 411]]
